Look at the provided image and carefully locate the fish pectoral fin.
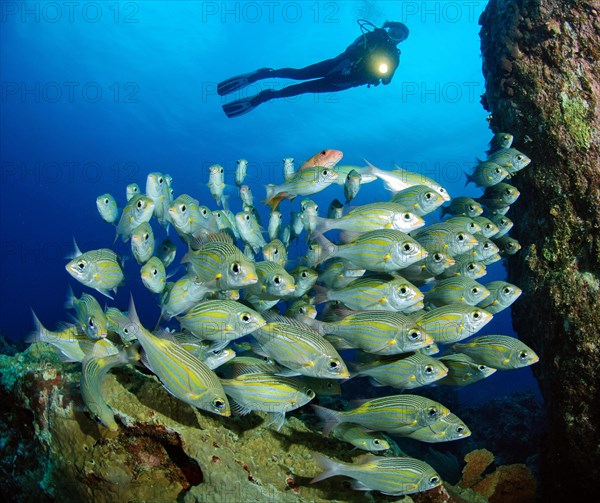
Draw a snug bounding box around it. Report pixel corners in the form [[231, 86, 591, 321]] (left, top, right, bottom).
[[265, 411, 286, 431], [230, 398, 253, 416], [351, 481, 371, 492]]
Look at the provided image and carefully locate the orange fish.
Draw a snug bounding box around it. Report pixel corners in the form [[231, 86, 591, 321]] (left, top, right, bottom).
[[298, 149, 343, 171]]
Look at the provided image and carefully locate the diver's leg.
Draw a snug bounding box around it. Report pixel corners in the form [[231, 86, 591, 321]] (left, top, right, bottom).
[[265, 78, 355, 99], [223, 78, 357, 118], [269, 56, 348, 80]]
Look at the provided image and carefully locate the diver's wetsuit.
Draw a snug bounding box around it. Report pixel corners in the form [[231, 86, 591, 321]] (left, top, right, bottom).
[[265, 27, 400, 94], [219, 22, 404, 117]]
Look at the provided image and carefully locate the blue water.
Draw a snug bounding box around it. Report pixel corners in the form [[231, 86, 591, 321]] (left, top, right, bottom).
[[0, 0, 540, 402]]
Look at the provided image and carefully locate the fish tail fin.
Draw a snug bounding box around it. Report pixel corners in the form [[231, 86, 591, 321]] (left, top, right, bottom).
[[311, 404, 342, 436], [359, 159, 380, 178], [26, 309, 47, 344], [440, 205, 449, 217], [64, 285, 75, 310], [310, 232, 337, 266], [312, 284, 330, 305], [314, 216, 333, 234], [126, 296, 145, 340], [464, 172, 473, 187], [310, 453, 342, 484]]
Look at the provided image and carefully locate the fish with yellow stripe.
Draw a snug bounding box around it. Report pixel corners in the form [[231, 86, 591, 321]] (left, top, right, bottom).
[[351, 352, 448, 389], [299, 311, 432, 355], [65, 239, 124, 299], [313, 202, 424, 235], [405, 412, 471, 443], [176, 300, 265, 348], [314, 276, 424, 312], [81, 346, 136, 431], [183, 232, 258, 290], [424, 277, 490, 307], [126, 298, 231, 416], [332, 424, 390, 452], [452, 335, 539, 370], [309, 230, 427, 273], [414, 304, 493, 344], [311, 453, 442, 496], [251, 317, 349, 379], [438, 353, 497, 386], [220, 372, 316, 431], [312, 394, 450, 435], [27, 310, 118, 362]]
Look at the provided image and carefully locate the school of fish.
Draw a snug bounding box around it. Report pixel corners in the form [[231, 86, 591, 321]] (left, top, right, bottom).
[[29, 135, 538, 497]]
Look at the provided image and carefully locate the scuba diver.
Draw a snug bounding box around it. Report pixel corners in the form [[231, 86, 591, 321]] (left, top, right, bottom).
[[218, 20, 409, 118]]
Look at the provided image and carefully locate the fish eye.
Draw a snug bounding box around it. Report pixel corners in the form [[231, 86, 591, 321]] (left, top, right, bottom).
[[180, 204, 186, 212], [201, 208, 208, 216], [409, 330, 420, 340], [519, 351, 528, 360], [517, 155, 523, 160], [104, 198, 109, 204], [328, 360, 340, 369], [430, 476, 440, 485], [425, 192, 432, 200], [472, 311, 481, 319], [213, 398, 226, 410], [137, 200, 143, 209], [373, 439, 381, 446], [403, 243, 412, 252], [403, 213, 412, 221], [478, 365, 487, 371], [231, 262, 241, 275], [457, 234, 465, 241], [123, 327, 129, 334], [439, 188, 446, 193], [503, 135, 510, 140], [245, 214, 250, 220], [495, 168, 502, 174], [144, 233, 149, 240], [425, 365, 434, 375], [220, 168, 224, 173], [433, 253, 442, 261], [158, 177, 163, 184], [152, 268, 158, 276], [273, 248, 278, 254], [301, 271, 308, 278], [400, 286, 408, 294], [428, 407, 438, 417], [472, 287, 480, 294], [503, 287, 512, 294], [241, 313, 251, 323], [77, 261, 86, 270], [88, 317, 95, 328], [469, 205, 475, 211], [273, 276, 281, 285], [468, 264, 475, 271], [322, 169, 329, 176], [457, 426, 465, 433], [500, 218, 507, 225], [321, 150, 327, 155], [483, 243, 490, 250]]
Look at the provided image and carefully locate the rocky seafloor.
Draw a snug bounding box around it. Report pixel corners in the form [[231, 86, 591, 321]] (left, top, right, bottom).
[[1, 336, 538, 503]]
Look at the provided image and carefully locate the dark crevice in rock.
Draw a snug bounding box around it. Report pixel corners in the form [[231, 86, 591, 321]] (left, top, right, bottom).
[[125, 422, 203, 496]]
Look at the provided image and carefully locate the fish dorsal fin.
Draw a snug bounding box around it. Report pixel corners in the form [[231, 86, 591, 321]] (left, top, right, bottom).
[[265, 314, 320, 334], [205, 231, 234, 245], [66, 237, 83, 260]]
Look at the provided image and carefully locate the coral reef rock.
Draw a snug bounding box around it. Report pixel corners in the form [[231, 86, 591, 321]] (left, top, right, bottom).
[[479, 0, 600, 499]]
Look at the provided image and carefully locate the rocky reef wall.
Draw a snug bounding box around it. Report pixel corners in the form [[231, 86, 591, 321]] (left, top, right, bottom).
[[479, 0, 600, 499]]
